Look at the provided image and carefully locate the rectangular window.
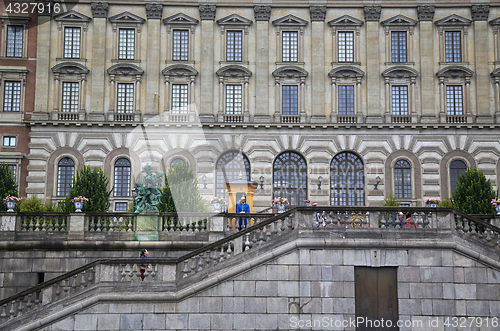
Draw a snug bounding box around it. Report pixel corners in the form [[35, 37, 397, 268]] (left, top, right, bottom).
[[117, 83, 134, 113], [115, 202, 128, 211], [172, 29, 189, 61], [446, 85, 463, 115], [391, 86, 408, 115], [282, 31, 298, 62], [338, 85, 354, 115], [338, 31, 354, 62], [118, 28, 135, 60], [282, 85, 298, 115], [445, 31, 461, 62], [225, 85, 242, 114], [8, 164, 17, 180], [64, 27, 81, 59], [3, 136, 16, 147], [3, 81, 21, 112], [6, 25, 23, 57], [395, 168, 411, 198], [171, 84, 188, 114], [226, 30, 242, 62], [391, 31, 407, 63], [61, 82, 79, 113]]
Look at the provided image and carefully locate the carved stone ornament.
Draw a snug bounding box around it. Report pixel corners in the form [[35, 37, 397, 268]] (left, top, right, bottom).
[[328, 66, 365, 79], [145, 3, 163, 20], [364, 6, 381, 22], [216, 65, 252, 78], [199, 5, 216, 21], [471, 5, 489, 21], [310, 6, 327, 22], [162, 64, 199, 77], [254, 5, 271, 21], [91, 1, 109, 18], [272, 66, 308, 78], [417, 5, 435, 21]]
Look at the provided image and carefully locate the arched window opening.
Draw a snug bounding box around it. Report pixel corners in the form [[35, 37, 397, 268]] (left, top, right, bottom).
[[114, 158, 131, 197], [57, 157, 75, 197], [395, 159, 411, 198], [215, 151, 250, 202], [450, 160, 467, 195], [330, 152, 364, 206], [273, 152, 307, 205]]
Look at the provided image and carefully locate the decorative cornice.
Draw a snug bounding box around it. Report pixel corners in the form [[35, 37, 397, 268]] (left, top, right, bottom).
[[145, 3, 163, 20], [471, 5, 489, 21], [254, 5, 271, 21], [91, 2, 109, 18], [417, 5, 435, 21], [216, 65, 252, 78], [162, 64, 198, 77], [364, 6, 381, 22], [199, 4, 216, 21], [310, 5, 326, 22], [328, 66, 365, 79]]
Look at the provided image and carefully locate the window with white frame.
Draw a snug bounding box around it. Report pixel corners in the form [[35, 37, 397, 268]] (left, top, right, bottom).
[[226, 30, 243, 62], [3, 81, 21, 112], [172, 29, 189, 61], [328, 66, 365, 123], [382, 67, 418, 122], [394, 159, 411, 198], [6, 25, 23, 57], [225, 85, 242, 114], [171, 84, 188, 114], [115, 202, 128, 211], [273, 14, 308, 64], [64, 27, 81, 59], [446, 85, 463, 115], [57, 157, 75, 197], [338, 85, 354, 116], [114, 158, 131, 197], [282, 85, 298, 115], [3, 135, 16, 147], [272, 66, 308, 122], [61, 82, 79, 113], [117, 83, 134, 113], [381, 15, 416, 64], [328, 15, 363, 64], [217, 14, 252, 63], [118, 28, 135, 60], [1, 16, 30, 58], [435, 15, 471, 63], [391, 31, 407, 63], [216, 65, 252, 122], [109, 12, 145, 61], [391, 85, 408, 115], [163, 13, 198, 62]]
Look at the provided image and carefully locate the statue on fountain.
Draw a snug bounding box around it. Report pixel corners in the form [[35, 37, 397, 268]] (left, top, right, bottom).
[[134, 164, 164, 213]]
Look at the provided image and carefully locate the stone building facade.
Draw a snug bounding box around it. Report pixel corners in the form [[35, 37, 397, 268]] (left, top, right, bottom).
[[25, 0, 500, 210]]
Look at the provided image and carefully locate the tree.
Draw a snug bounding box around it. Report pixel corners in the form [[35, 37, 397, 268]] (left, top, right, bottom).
[[0, 162, 18, 212], [159, 163, 207, 213], [452, 168, 496, 215], [62, 166, 113, 212]]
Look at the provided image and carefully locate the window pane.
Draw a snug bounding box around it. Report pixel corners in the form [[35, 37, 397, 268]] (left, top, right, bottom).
[[395, 160, 411, 198], [282, 85, 298, 115], [117, 83, 134, 113], [215, 151, 250, 203], [391, 85, 408, 115], [282, 31, 298, 62], [225, 85, 242, 114], [3, 81, 21, 112], [118, 28, 135, 60], [172, 84, 188, 113], [114, 158, 131, 197], [450, 160, 467, 194], [226, 30, 242, 62], [338, 31, 354, 62], [115, 202, 128, 211], [6, 25, 23, 57], [445, 31, 461, 62], [391, 31, 407, 62], [330, 152, 364, 206], [338, 85, 354, 115], [64, 27, 81, 58], [61, 82, 79, 112], [57, 157, 75, 197], [173, 30, 189, 61], [170, 158, 187, 167], [273, 152, 307, 205], [446, 85, 463, 115], [3, 136, 16, 147]]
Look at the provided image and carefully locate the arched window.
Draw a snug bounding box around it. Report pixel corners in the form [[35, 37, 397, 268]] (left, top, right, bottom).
[[170, 158, 187, 168], [57, 157, 75, 196], [114, 158, 131, 197], [394, 159, 411, 198], [215, 151, 250, 201], [450, 159, 467, 194], [330, 152, 364, 206], [273, 152, 307, 205]]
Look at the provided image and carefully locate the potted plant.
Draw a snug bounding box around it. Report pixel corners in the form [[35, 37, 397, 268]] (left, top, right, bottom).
[[210, 197, 225, 213], [425, 198, 440, 208], [71, 196, 89, 212], [491, 198, 500, 214], [273, 197, 289, 213], [304, 199, 310, 206], [3, 196, 21, 212]]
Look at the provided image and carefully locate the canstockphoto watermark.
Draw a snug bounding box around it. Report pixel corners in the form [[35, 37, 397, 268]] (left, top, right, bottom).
[[290, 316, 424, 329]]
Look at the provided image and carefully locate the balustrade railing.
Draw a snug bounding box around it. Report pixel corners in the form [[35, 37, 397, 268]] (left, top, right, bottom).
[[87, 213, 135, 232], [453, 210, 500, 251], [18, 213, 69, 232], [223, 213, 277, 232], [161, 213, 208, 232]]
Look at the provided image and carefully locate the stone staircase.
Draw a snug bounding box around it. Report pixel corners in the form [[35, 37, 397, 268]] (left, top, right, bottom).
[[1, 207, 500, 331]]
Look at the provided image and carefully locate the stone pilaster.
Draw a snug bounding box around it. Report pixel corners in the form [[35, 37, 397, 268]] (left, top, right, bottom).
[[253, 5, 271, 122], [472, 5, 490, 120], [33, 13, 51, 118], [364, 7, 382, 122], [418, 6, 436, 122], [199, 5, 216, 121], [310, 6, 326, 123], [90, 2, 108, 118], [145, 3, 162, 117]]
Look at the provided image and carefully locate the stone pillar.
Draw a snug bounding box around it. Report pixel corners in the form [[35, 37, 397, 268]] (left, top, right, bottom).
[[145, 2, 163, 116], [253, 5, 271, 123], [418, 6, 436, 122], [68, 213, 85, 240], [364, 6, 382, 123], [310, 6, 326, 123], [90, 1, 109, 120], [472, 5, 490, 121], [34, 13, 52, 116], [136, 212, 159, 241], [199, 5, 216, 122]]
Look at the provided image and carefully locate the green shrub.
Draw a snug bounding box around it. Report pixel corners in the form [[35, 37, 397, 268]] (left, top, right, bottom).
[[382, 193, 401, 207], [19, 196, 44, 212], [452, 168, 496, 214], [159, 163, 207, 213], [61, 166, 113, 212], [438, 198, 453, 208], [0, 162, 18, 212]]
